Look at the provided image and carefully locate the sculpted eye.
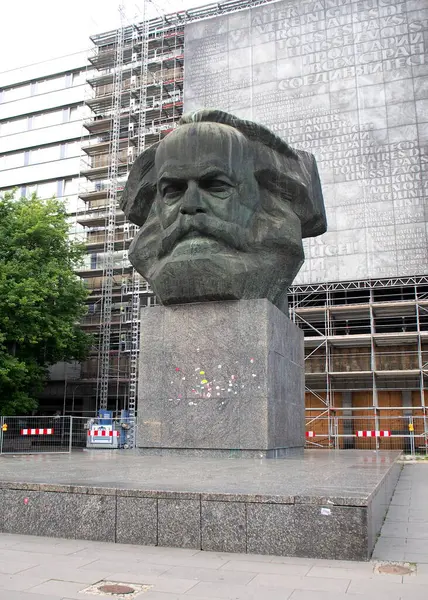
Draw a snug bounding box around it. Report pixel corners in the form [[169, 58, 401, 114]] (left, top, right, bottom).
[[199, 178, 233, 193], [162, 181, 187, 197]]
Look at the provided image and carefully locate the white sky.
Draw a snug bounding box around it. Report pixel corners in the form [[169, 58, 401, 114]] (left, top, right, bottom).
[[0, 0, 205, 73]]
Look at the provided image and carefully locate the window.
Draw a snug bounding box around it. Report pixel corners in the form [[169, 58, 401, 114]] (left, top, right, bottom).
[[19, 186, 27, 198], [72, 71, 86, 86], [24, 151, 30, 166], [62, 108, 70, 123], [56, 180, 64, 197], [39, 110, 62, 128], [38, 76, 63, 94], [30, 145, 60, 164], [37, 180, 57, 199], [30, 82, 37, 96], [32, 114, 42, 129], [1, 84, 31, 103], [0, 152, 24, 170], [27, 183, 37, 197], [64, 178, 79, 195], [0, 117, 27, 136], [65, 73, 73, 88], [66, 141, 81, 158]]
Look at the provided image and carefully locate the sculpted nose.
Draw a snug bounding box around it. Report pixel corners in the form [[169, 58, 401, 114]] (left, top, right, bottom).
[[180, 181, 206, 215]]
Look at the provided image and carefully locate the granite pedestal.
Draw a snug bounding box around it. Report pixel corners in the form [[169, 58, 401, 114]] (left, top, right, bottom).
[[137, 299, 304, 457], [0, 450, 401, 561]]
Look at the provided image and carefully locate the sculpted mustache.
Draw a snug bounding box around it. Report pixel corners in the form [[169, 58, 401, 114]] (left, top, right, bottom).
[[158, 215, 250, 257]]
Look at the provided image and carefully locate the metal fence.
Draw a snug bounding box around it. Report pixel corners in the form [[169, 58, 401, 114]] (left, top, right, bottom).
[[305, 416, 428, 454], [1, 414, 426, 455], [0, 416, 136, 454]]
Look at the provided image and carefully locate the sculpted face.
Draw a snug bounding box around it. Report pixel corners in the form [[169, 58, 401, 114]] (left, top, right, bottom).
[[123, 111, 326, 313], [153, 122, 258, 261]]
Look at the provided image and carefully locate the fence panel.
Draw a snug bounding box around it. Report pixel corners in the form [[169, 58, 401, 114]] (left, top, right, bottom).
[[0, 416, 137, 454], [0, 416, 72, 454], [305, 415, 428, 455]]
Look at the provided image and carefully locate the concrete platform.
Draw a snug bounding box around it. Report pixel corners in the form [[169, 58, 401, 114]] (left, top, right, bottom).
[[0, 450, 401, 561]]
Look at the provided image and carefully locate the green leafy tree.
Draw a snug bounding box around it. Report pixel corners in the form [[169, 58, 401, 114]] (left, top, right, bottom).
[[0, 192, 91, 415]]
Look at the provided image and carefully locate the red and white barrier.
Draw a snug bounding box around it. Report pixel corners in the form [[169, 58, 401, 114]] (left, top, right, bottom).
[[21, 429, 54, 436], [306, 431, 316, 438], [357, 430, 391, 438], [88, 430, 119, 437]]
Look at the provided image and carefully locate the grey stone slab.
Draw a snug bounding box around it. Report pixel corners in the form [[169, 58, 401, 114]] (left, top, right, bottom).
[[201, 501, 246, 553], [116, 489, 200, 500], [14, 566, 110, 585], [136, 448, 279, 458], [249, 572, 350, 592], [221, 560, 310, 576], [0, 573, 53, 592], [0, 489, 115, 542], [294, 491, 371, 507], [200, 493, 294, 504], [0, 450, 400, 501], [0, 482, 40, 491], [0, 591, 65, 600], [247, 503, 295, 556], [357, 84, 386, 109], [116, 497, 157, 546], [161, 565, 256, 584], [21, 580, 85, 597], [0, 559, 41, 575], [294, 505, 367, 561], [185, 580, 294, 599], [39, 484, 117, 496], [158, 499, 200, 549]]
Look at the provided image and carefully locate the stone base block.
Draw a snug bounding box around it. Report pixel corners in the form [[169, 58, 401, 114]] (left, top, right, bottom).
[[0, 450, 401, 561], [137, 299, 304, 454]]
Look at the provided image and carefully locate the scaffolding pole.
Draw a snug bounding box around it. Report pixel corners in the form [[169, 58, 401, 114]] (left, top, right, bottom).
[[97, 17, 126, 411]]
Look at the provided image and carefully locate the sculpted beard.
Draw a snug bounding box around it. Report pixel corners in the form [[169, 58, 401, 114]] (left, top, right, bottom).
[[157, 212, 252, 258]]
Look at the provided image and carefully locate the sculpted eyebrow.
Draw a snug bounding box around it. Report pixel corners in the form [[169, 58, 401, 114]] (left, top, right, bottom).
[[199, 169, 231, 180], [159, 175, 185, 183], [159, 165, 233, 180]]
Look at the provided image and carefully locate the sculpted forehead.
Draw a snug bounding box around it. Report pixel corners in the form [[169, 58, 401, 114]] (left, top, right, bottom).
[[155, 122, 251, 177]]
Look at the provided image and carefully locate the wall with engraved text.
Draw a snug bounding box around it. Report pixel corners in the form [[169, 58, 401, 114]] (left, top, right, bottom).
[[183, 0, 428, 284]]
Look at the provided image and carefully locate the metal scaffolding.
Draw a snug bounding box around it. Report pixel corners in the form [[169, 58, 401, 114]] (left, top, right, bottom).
[[289, 276, 428, 449], [97, 19, 126, 412]]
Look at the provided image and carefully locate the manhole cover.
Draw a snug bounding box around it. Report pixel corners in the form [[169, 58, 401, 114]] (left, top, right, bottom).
[[99, 584, 135, 594], [377, 564, 413, 575], [82, 581, 154, 598]]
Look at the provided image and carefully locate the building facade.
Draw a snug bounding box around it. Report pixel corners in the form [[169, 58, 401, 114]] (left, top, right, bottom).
[[0, 53, 88, 203], [0, 52, 93, 411]]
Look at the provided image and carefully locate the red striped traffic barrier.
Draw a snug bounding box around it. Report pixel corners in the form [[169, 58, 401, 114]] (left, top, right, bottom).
[[357, 430, 391, 437], [21, 428, 54, 435], [88, 430, 119, 437]]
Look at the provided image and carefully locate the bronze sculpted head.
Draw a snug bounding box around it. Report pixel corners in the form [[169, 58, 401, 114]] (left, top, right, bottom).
[[121, 110, 327, 313]]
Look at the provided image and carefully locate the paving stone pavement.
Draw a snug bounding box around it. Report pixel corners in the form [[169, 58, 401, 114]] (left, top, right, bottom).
[[372, 462, 428, 564], [0, 463, 426, 600]]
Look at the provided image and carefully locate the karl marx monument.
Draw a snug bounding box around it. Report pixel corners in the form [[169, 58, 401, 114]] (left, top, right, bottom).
[[121, 110, 327, 456]]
